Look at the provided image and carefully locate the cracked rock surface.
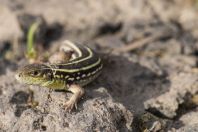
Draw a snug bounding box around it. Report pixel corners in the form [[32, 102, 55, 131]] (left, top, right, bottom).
[[144, 72, 198, 119], [0, 72, 133, 132], [1, 0, 198, 131]]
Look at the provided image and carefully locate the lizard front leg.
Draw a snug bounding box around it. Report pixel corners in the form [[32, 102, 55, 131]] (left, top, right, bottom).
[[64, 84, 85, 112]]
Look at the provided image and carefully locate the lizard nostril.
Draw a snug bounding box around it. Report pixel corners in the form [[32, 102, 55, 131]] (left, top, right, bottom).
[[15, 73, 22, 80], [18, 73, 22, 77]]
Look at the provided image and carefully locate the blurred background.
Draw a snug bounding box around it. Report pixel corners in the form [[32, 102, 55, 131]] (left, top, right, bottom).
[[1, 0, 198, 66], [1, 0, 198, 131]]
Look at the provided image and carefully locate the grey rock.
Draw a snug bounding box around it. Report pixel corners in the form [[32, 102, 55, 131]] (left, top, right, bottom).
[[12, 99, 132, 132], [0, 71, 133, 132], [144, 72, 198, 118], [178, 110, 198, 127], [176, 124, 198, 132]]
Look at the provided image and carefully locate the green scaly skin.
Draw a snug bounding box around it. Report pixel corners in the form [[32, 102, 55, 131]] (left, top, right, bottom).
[[15, 40, 103, 111]]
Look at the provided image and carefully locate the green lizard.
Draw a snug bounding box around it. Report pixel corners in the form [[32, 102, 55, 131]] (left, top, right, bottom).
[[15, 40, 103, 111]]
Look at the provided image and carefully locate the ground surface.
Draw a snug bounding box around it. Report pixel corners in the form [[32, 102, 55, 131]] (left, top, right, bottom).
[[0, 0, 198, 131]]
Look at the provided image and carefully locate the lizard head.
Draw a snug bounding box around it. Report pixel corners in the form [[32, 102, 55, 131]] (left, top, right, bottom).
[[15, 64, 53, 86]]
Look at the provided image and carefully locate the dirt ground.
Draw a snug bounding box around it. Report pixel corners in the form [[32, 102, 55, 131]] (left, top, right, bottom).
[[1, 0, 198, 131]]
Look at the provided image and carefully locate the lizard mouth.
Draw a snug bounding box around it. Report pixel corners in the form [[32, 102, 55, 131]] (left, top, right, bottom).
[[15, 73, 32, 84], [15, 73, 22, 82], [15, 73, 45, 86]]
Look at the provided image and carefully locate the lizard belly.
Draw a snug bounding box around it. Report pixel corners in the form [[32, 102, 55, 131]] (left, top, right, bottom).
[[42, 79, 66, 90]]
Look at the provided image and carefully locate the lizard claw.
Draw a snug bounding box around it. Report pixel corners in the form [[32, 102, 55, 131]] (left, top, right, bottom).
[[63, 84, 84, 112], [63, 100, 77, 112]]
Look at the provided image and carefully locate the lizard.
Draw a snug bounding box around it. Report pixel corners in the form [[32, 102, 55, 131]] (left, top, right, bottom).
[[15, 40, 103, 111]]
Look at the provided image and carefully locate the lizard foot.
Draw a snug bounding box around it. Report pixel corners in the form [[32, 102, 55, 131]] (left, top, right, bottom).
[[63, 84, 84, 112], [63, 99, 77, 112]]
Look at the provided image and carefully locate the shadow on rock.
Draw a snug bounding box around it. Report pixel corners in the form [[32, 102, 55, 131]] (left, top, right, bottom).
[[89, 54, 171, 114]]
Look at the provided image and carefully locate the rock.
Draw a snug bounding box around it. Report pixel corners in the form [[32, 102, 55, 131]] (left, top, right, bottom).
[[178, 109, 198, 126], [0, 71, 133, 132], [97, 54, 170, 115], [144, 72, 198, 118], [2, 0, 198, 130], [134, 112, 168, 132], [175, 124, 198, 132], [12, 99, 132, 132], [0, 5, 22, 43]]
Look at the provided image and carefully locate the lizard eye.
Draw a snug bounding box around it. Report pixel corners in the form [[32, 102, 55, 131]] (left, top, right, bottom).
[[31, 71, 39, 76]]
